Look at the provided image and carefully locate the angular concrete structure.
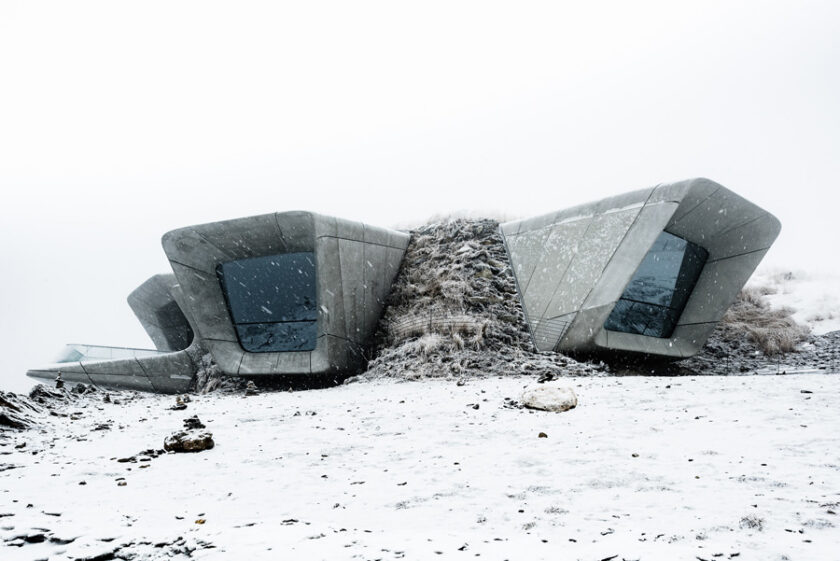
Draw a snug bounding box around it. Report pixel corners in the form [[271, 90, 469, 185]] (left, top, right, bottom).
[[27, 212, 410, 392], [26, 343, 202, 394], [26, 180, 781, 391], [161, 211, 409, 376], [500, 178, 780, 358], [127, 274, 194, 352]]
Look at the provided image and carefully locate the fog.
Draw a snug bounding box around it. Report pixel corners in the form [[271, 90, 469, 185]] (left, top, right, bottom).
[[1, 1, 838, 392]]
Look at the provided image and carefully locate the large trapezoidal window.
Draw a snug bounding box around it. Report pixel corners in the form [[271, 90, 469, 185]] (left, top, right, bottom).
[[604, 231, 707, 338], [217, 252, 317, 352]]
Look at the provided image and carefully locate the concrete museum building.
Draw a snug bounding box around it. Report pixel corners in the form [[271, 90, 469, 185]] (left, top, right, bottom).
[[27, 178, 780, 392]]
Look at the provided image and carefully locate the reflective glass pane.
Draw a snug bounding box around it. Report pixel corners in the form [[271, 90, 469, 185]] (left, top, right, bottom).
[[217, 252, 317, 352], [604, 231, 707, 338]]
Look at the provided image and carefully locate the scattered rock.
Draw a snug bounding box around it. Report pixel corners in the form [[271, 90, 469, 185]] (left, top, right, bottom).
[[521, 382, 578, 412], [1, 391, 44, 431], [29, 384, 71, 404], [164, 431, 215, 453], [170, 396, 188, 411], [245, 381, 259, 396], [183, 416, 206, 430], [72, 383, 96, 395]]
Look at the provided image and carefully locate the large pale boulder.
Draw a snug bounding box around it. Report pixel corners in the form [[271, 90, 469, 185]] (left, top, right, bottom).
[[520, 383, 578, 412]]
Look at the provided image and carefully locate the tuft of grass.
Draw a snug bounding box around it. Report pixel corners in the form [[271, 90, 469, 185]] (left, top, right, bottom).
[[721, 287, 810, 355], [739, 514, 765, 531]]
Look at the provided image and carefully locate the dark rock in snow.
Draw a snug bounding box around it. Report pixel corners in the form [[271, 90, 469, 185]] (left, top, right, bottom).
[[170, 396, 188, 411], [164, 431, 215, 453], [1, 391, 44, 431], [183, 416, 206, 430], [245, 381, 259, 396]]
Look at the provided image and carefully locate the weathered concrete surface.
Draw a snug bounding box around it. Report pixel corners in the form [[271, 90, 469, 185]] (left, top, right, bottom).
[[501, 178, 781, 358], [162, 212, 409, 376], [127, 274, 194, 352]]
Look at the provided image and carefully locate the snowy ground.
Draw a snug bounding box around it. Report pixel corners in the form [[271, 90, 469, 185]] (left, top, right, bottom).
[[2, 374, 839, 560], [748, 269, 840, 336]]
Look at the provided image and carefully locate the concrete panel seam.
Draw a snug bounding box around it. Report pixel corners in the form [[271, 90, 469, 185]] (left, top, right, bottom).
[[315, 234, 408, 251], [555, 188, 659, 346], [133, 357, 161, 393], [706, 246, 772, 265], [76, 361, 100, 388], [167, 258, 210, 275], [712, 212, 768, 238], [670, 186, 722, 224]]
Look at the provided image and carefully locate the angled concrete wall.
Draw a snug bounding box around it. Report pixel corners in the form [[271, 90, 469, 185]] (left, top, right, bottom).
[[29, 212, 409, 391], [500, 178, 781, 358], [26, 341, 201, 394], [162, 211, 410, 376], [127, 274, 194, 352]]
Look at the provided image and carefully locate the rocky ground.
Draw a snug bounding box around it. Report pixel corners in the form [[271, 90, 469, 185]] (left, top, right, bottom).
[[676, 328, 839, 377]]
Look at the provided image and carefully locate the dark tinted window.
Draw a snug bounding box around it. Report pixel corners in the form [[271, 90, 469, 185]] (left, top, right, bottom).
[[604, 231, 707, 338], [217, 252, 317, 352]]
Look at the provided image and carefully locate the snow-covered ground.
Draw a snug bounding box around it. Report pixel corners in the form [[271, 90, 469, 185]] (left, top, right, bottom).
[[2, 374, 838, 560], [748, 269, 840, 336]]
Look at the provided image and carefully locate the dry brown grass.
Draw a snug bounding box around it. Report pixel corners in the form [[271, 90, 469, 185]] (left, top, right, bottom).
[[721, 286, 810, 355]]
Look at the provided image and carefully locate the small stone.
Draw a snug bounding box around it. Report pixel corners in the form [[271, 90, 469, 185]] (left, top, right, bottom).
[[170, 396, 188, 411], [183, 416, 205, 430], [117, 481, 127, 487], [538, 432, 548, 438], [521, 382, 578, 413], [245, 381, 259, 396]]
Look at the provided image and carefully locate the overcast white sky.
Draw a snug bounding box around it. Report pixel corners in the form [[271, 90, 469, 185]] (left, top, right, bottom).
[[1, 1, 838, 391]]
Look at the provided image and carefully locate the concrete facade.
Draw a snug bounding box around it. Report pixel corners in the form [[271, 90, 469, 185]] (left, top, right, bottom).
[[500, 178, 781, 358], [161, 211, 409, 376], [127, 274, 194, 352], [27, 212, 409, 392], [26, 181, 780, 391], [26, 343, 202, 394]]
